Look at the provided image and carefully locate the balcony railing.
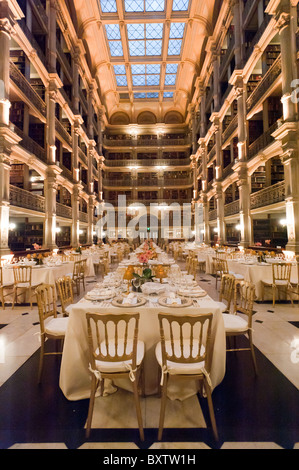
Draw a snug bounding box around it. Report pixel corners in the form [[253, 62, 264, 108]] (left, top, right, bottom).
[[103, 137, 191, 148], [246, 55, 281, 115], [222, 114, 238, 144], [79, 211, 88, 223], [248, 121, 279, 160], [207, 145, 216, 163], [55, 118, 72, 147], [56, 202, 72, 219], [209, 209, 217, 221], [104, 158, 191, 167], [224, 199, 240, 217], [250, 181, 285, 210], [10, 185, 45, 213], [9, 61, 46, 117], [13, 124, 47, 163]]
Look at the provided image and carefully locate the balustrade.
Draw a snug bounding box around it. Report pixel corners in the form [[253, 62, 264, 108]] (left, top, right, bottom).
[[250, 181, 285, 210], [10, 185, 45, 213]]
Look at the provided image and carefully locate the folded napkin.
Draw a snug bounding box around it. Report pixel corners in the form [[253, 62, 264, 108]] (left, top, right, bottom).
[[166, 292, 181, 305], [122, 293, 138, 305]]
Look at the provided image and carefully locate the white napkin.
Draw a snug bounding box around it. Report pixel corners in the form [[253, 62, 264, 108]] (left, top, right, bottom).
[[122, 293, 138, 305], [166, 292, 181, 305]]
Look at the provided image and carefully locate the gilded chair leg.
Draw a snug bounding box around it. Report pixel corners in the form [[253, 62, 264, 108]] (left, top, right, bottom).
[[86, 376, 99, 438], [132, 377, 144, 441], [158, 374, 168, 441], [204, 379, 219, 442]]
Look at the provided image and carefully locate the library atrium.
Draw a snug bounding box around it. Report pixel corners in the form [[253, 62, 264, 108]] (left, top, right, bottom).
[[0, 0, 298, 453]]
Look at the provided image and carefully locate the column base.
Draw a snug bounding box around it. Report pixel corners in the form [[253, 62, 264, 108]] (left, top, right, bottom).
[[0, 247, 12, 257], [285, 241, 299, 255]]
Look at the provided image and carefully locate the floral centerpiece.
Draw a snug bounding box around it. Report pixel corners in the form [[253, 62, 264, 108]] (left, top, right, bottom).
[[31, 253, 44, 265]]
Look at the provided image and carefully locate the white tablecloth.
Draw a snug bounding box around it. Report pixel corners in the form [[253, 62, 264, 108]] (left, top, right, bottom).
[[59, 297, 226, 402], [226, 259, 298, 300], [2, 257, 95, 301]]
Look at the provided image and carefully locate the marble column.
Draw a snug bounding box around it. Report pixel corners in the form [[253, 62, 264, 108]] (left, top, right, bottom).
[[272, 2, 299, 252], [71, 184, 81, 247], [43, 166, 61, 250], [0, 7, 21, 256], [87, 194, 96, 245]]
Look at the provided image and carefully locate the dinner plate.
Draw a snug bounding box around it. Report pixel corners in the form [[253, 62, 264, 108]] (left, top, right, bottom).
[[177, 289, 207, 298], [85, 290, 115, 301], [111, 295, 146, 307], [158, 295, 192, 308]]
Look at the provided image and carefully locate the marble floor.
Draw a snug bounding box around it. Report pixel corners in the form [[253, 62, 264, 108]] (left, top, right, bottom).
[[0, 263, 298, 451]]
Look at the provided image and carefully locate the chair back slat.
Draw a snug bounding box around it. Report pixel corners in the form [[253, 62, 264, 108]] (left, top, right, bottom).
[[158, 313, 213, 369], [272, 263, 292, 282], [35, 284, 57, 331], [86, 313, 140, 367], [233, 280, 255, 327], [56, 276, 73, 313], [13, 265, 32, 284]]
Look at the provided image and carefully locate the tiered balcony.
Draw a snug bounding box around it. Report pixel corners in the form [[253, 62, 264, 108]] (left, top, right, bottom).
[[250, 181, 285, 210], [246, 55, 282, 117]]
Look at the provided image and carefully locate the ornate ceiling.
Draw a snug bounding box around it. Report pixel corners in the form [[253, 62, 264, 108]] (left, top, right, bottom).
[[72, 0, 217, 124]]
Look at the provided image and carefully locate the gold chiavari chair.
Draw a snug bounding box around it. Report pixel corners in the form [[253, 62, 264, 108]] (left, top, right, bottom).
[[219, 273, 235, 313], [261, 262, 293, 307], [0, 266, 14, 309], [56, 276, 74, 316], [223, 280, 257, 374], [155, 312, 218, 442], [35, 283, 69, 382], [85, 312, 145, 440], [71, 259, 87, 295], [12, 265, 41, 310]]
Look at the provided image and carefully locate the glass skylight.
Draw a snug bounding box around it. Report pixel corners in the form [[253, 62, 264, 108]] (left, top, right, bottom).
[[172, 0, 189, 11], [131, 63, 161, 87], [105, 24, 123, 56], [163, 91, 174, 98], [134, 92, 159, 99], [114, 65, 127, 87], [100, 0, 117, 13], [127, 23, 163, 56], [168, 23, 185, 56], [164, 63, 179, 86], [124, 0, 165, 12]]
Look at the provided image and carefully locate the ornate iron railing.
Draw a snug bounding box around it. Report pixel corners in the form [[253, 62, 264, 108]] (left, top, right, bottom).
[[246, 55, 281, 114], [10, 185, 45, 212], [224, 199, 240, 217], [9, 61, 46, 117], [250, 181, 285, 209]]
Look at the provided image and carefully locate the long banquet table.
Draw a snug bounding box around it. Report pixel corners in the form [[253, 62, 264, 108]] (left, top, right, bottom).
[[59, 294, 226, 402]]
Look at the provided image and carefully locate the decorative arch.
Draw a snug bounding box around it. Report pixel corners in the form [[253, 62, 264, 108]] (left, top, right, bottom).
[[137, 111, 157, 124], [110, 111, 130, 125], [164, 110, 184, 124]]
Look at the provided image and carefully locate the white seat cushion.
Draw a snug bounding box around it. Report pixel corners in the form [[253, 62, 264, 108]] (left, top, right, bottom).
[[274, 280, 289, 286], [229, 271, 244, 280], [45, 317, 69, 336], [222, 314, 248, 333], [215, 301, 229, 312], [95, 339, 145, 374], [155, 340, 205, 376]]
